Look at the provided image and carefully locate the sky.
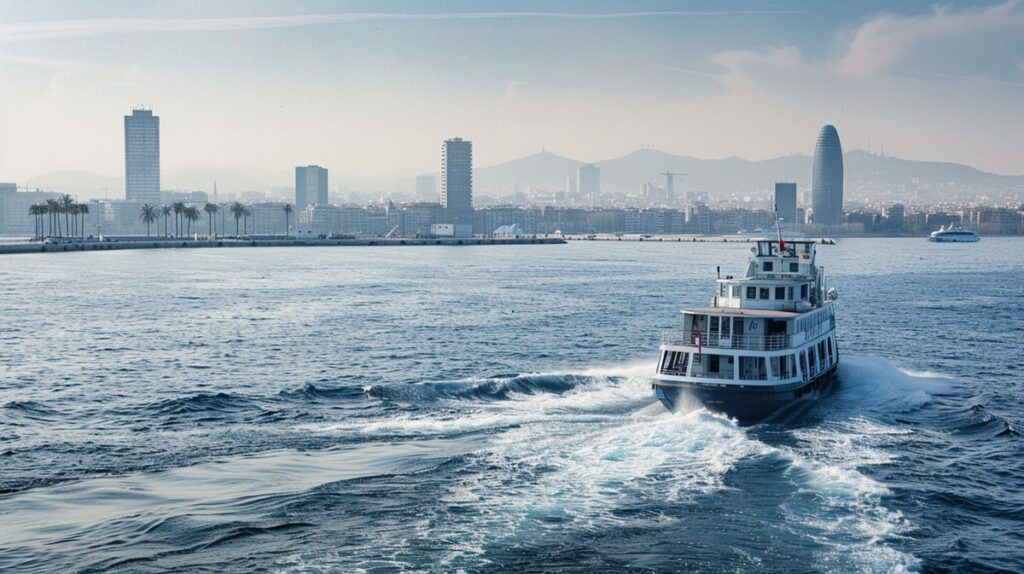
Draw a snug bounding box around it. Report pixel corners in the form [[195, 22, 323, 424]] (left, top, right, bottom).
[[1, 0, 1023, 190]]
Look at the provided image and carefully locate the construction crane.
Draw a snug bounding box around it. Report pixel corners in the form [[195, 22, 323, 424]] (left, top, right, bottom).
[[660, 171, 688, 202]]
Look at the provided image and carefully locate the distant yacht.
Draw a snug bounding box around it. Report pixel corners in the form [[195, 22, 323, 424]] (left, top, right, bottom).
[[652, 237, 839, 422], [929, 223, 979, 242]]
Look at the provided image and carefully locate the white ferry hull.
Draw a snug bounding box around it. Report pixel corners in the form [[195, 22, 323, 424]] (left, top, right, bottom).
[[929, 235, 979, 243], [652, 363, 838, 422]]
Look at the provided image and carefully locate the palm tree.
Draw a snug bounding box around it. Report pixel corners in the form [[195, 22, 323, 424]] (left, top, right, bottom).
[[161, 205, 172, 237], [283, 203, 293, 236], [139, 204, 159, 237], [204, 203, 219, 237], [59, 194, 74, 238], [29, 204, 41, 239], [172, 202, 186, 237], [243, 206, 252, 236], [78, 203, 89, 238], [230, 202, 245, 237], [45, 198, 61, 237], [184, 206, 201, 237]]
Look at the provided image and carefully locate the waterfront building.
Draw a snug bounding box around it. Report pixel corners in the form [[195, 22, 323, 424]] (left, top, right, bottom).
[[400, 202, 444, 237], [249, 202, 289, 235], [774, 183, 798, 225], [295, 165, 328, 210], [577, 164, 600, 197], [0, 190, 59, 235], [884, 204, 906, 234], [124, 109, 160, 204], [811, 125, 844, 227], [441, 138, 473, 228]]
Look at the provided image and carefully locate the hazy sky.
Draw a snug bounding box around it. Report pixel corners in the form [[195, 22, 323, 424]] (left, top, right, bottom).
[[1, 0, 1023, 183]]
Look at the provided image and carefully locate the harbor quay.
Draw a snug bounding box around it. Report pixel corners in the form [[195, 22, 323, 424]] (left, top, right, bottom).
[[0, 235, 565, 255]]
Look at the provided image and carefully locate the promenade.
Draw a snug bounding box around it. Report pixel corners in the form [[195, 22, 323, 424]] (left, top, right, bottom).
[[0, 236, 566, 255]]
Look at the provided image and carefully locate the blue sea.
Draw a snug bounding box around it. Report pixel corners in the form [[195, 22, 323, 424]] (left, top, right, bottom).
[[1, 238, 1021, 573]]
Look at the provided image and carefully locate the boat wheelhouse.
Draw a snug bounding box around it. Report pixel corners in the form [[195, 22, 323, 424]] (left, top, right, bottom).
[[653, 239, 839, 422]]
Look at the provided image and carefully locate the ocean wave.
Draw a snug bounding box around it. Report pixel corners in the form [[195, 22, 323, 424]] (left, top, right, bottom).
[[837, 355, 955, 414]]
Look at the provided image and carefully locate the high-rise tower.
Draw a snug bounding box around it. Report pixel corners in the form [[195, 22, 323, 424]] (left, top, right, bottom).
[[441, 138, 473, 227], [811, 125, 843, 227], [295, 165, 328, 209], [124, 109, 160, 204], [576, 164, 600, 197]]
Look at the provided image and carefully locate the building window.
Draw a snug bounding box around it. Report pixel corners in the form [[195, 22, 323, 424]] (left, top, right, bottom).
[[775, 287, 785, 300], [759, 287, 769, 299], [790, 262, 799, 273], [763, 261, 773, 272], [747, 286, 756, 299]]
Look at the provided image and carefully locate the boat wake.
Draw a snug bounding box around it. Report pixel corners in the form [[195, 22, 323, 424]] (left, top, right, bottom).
[[0, 357, 950, 572]]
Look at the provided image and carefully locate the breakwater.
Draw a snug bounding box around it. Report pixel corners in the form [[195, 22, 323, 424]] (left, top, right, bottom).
[[0, 236, 566, 255]]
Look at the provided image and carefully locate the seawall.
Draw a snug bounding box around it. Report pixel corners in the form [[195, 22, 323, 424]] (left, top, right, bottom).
[[0, 236, 566, 255]]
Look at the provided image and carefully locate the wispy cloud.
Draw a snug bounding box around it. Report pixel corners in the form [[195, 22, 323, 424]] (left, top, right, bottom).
[[837, 0, 1024, 79], [0, 10, 798, 42], [646, 62, 717, 78]]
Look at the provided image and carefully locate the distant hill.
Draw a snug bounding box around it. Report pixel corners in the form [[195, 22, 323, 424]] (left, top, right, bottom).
[[23, 149, 1024, 201], [475, 148, 1024, 195], [25, 166, 293, 200]]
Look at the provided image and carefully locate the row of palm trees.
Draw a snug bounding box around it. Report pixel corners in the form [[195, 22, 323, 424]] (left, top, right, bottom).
[[28, 195, 90, 240], [29, 199, 296, 240], [138, 201, 294, 238]]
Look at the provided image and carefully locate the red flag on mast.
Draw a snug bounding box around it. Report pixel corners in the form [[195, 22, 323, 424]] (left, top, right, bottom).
[[775, 204, 786, 253]]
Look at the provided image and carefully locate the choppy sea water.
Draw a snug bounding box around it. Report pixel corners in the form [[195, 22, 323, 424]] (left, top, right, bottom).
[[0, 238, 1021, 573]]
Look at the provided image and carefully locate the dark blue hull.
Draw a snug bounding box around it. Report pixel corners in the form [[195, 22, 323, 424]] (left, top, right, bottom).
[[653, 364, 838, 423]]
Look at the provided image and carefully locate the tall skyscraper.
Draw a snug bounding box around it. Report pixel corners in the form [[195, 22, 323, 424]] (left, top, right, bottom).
[[441, 138, 473, 226], [577, 164, 600, 196], [295, 165, 328, 209], [774, 182, 797, 225], [811, 124, 844, 227], [124, 109, 160, 204]]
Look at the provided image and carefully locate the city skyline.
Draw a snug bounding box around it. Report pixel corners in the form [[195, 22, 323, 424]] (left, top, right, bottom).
[[2, 1, 1024, 185]]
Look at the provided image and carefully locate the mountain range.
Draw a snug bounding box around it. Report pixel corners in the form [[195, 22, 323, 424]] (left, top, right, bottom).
[[21, 149, 1024, 200], [474, 149, 1024, 196]]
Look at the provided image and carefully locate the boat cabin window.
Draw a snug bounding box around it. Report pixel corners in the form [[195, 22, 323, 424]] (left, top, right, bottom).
[[746, 286, 756, 299], [660, 351, 690, 375], [759, 287, 769, 299], [732, 285, 741, 298], [775, 287, 785, 300], [739, 356, 768, 380], [799, 351, 807, 377], [790, 262, 799, 273], [801, 284, 808, 299], [691, 353, 732, 378], [818, 341, 827, 367], [788, 286, 794, 300], [710, 316, 719, 332], [763, 261, 773, 272], [827, 337, 835, 365]]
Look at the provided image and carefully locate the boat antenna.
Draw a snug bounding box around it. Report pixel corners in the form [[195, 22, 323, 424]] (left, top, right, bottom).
[[774, 203, 786, 254]]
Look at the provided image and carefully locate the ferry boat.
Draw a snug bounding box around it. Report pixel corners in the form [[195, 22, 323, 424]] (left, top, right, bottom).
[[652, 238, 839, 422], [929, 223, 979, 242]]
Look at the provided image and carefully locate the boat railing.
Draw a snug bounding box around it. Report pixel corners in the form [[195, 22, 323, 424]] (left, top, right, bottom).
[[661, 330, 791, 351], [687, 370, 735, 380]]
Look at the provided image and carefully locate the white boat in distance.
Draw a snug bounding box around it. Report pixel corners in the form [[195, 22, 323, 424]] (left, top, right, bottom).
[[652, 238, 839, 422], [929, 223, 980, 242]]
